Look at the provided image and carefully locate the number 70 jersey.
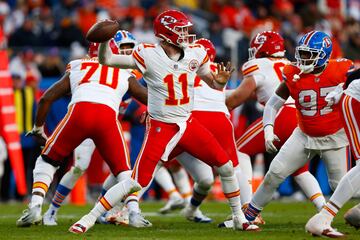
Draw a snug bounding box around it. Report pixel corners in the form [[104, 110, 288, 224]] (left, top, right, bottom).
[[67, 57, 131, 114]]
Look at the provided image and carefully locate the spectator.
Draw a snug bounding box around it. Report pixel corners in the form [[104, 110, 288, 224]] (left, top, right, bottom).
[[38, 7, 59, 47], [57, 16, 87, 47], [76, 0, 100, 35], [8, 16, 42, 47], [38, 47, 64, 77], [9, 49, 41, 87]]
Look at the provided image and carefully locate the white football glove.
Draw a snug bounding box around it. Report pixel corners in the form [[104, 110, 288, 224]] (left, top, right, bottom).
[[26, 125, 48, 146], [264, 125, 280, 154], [325, 83, 344, 105]]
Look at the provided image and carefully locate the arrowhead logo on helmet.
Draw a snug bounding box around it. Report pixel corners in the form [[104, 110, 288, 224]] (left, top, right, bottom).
[[160, 16, 178, 26]]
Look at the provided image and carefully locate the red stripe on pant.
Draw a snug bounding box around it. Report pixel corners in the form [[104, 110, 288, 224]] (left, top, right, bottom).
[[341, 94, 360, 161]]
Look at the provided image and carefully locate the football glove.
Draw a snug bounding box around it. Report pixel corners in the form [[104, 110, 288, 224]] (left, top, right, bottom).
[[264, 125, 280, 154], [26, 125, 48, 146]]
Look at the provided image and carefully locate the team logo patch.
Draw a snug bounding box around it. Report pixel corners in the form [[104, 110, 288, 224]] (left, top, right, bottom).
[[255, 35, 267, 44], [160, 16, 177, 26], [323, 37, 331, 48], [189, 59, 199, 71]]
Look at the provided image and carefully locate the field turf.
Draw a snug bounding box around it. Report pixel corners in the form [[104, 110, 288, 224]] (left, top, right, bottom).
[[0, 201, 358, 239]]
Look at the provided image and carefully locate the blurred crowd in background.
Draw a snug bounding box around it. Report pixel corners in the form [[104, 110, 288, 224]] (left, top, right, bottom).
[[0, 0, 359, 203]]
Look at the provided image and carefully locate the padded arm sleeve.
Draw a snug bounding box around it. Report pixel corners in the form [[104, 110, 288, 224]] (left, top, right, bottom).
[[99, 40, 137, 69], [263, 93, 286, 128]]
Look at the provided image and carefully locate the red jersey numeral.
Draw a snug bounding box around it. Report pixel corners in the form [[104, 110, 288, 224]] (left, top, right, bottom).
[[164, 73, 190, 106], [79, 62, 119, 89]]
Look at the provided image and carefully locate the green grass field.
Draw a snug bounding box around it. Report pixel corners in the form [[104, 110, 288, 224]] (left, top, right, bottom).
[[0, 201, 358, 239]]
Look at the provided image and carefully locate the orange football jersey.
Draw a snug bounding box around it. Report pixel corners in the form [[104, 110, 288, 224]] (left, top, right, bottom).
[[284, 59, 354, 137]]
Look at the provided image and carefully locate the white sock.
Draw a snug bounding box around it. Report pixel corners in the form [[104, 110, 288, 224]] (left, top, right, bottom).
[[237, 151, 253, 192], [126, 195, 140, 214], [294, 171, 325, 211], [234, 165, 252, 206], [90, 178, 140, 219], [31, 156, 58, 208], [216, 162, 245, 222], [172, 167, 192, 200], [102, 174, 118, 191], [154, 166, 177, 193]]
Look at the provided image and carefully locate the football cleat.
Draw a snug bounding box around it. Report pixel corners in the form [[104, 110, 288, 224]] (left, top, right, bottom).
[[159, 192, 185, 214], [43, 209, 58, 226], [233, 215, 260, 231], [106, 207, 129, 225], [305, 213, 344, 238], [182, 206, 212, 223], [344, 204, 360, 230], [242, 204, 266, 225], [128, 211, 152, 228], [16, 204, 42, 227], [69, 214, 96, 234]]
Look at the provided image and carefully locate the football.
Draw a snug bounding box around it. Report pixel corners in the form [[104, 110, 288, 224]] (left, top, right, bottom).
[[86, 20, 120, 43]]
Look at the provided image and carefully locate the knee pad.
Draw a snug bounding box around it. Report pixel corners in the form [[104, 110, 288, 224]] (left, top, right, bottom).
[[33, 156, 58, 176], [116, 170, 132, 182], [196, 176, 214, 191], [268, 158, 287, 180], [263, 170, 285, 190], [215, 161, 234, 177]]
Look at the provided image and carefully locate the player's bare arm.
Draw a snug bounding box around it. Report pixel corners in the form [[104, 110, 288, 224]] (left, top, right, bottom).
[[128, 76, 148, 105], [27, 72, 71, 145], [200, 62, 234, 90], [35, 72, 71, 127], [226, 76, 257, 111]]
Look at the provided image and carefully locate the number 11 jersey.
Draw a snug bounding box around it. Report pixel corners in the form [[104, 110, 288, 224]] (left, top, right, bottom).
[[132, 43, 209, 123]]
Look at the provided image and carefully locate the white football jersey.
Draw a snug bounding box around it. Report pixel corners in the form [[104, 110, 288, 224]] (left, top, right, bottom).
[[241, 57, 293, 105], [193, 63, 229, 115], [132, 43, 209, 123], [67, 57, 131, 114], [345, 79, 360, 101]]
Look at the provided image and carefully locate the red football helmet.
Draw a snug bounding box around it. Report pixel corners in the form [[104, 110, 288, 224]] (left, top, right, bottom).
[[195, 38, 216, 62], [154, 10, 196, 48], [249, 31, 285, 59], [88, 42, 99, 58]]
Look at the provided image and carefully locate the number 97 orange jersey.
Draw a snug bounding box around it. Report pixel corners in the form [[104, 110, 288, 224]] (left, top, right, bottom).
[[284, 59, 354, 137]]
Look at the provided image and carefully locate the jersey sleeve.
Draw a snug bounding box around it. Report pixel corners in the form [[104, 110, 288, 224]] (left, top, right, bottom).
[[241, 60, 260, 76], [132, 44, 147, 73], [241, 59, 265, 87], [195, 45, 211, 76], [282, 64, 297, 88], [334, 59, 355, 84]]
